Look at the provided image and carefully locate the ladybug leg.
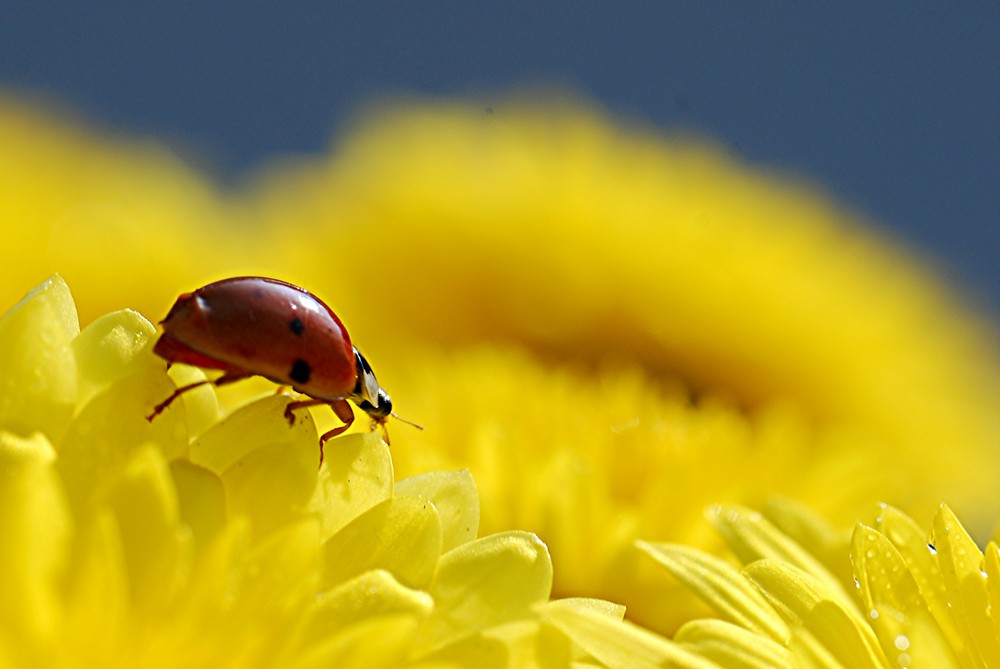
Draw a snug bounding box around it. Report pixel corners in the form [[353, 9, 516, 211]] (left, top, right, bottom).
[[283, 400, 355, 467], [371, 417, 391, 446], [146, 371, 248, 421], [283, 398, 330, 426], [318, 399, 355, 439], [314, 400, 357, 467]]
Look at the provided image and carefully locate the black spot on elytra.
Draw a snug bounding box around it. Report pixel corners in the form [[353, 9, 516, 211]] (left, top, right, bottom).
[[252, 288, 265, 299], [289, 359, 311, 384], [288, 317, 304, 336]]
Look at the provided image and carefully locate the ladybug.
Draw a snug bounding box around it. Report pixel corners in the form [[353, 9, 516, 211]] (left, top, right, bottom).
[[146, 277, 419, 464]]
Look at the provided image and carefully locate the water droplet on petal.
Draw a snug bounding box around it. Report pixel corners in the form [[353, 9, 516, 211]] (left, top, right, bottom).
[[894, 635, 910, 651]]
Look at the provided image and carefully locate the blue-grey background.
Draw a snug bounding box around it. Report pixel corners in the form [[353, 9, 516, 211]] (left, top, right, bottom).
[[2, 3, 997, 312]]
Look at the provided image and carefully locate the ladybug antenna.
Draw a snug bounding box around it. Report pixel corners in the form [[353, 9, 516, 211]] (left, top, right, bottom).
[[391, 411, 425, 431]]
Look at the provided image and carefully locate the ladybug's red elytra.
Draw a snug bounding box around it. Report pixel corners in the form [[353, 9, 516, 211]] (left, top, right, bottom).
[[146, 277, 419, 464]]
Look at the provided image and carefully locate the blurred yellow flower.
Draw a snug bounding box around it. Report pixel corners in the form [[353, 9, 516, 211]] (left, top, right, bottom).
[[2, 93, 999, 636], [639, 502, 1000, 668], [0, 276, 676, 668]]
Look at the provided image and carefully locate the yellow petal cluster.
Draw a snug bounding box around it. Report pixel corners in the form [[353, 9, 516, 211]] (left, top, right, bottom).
[[0, 276, 661, 668], [2, 96, 998, 517], [259, 102, 1000, 529], [640, 502, 1000, 668], [383, 349, 898, 631], [2, 92, 999, 642]]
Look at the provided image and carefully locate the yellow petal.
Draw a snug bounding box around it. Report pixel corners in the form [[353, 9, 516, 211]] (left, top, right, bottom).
[[0, 432, 68, 648], [61, 510, 130, 668], [395, 469, 480, 552], [288, 614, 419, 669], [930, 504, 1000, 666], [548, 597, 627, 621], [189, 395, 317, 474], [983, 543, 1000, 650], [850, 523, 959, 667], [240, 517, 322, 624], [420, 531, 553, 653], [219, 431, 319, 539], [636, 541, 787, 642], [762, 497, 852, 586], [873, 504, 964, 650], [534, 598, 629, 667], [674, 618, 793, 669], [161, 362, 221, 438], [321, 495, 443, 591], [540, 603, 718, 669], [531, 445, 628, 586], [743, 560, 888, 668], [169, 459, 227, 554], [73, 314, 191, 461], [71, 308, 155, 406], [302, 569, 432, 639], [174, 517, 250, 626], [424, 617, 568, 669], [58, 353, 189, 510], [308, 431, 394, 541], [284, 571, 431, 667], [0, 275, 78, 442], [707, 504, 854, 608], [105, 443, 192, 613], [786, 627, 845, 669]]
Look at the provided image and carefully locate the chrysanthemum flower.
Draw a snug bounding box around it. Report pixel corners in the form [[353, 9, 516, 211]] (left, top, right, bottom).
[[255, 100, 1000, 631], [639, 502, 1000, 668], [2, 93, 999, 635], [0, 275, 678, 667]]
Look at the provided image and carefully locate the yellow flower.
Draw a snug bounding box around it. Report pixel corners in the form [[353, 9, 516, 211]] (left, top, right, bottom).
[[639, 502, 1000, 668], [2, 93, 999, 635], [0, 275, 673, 668]]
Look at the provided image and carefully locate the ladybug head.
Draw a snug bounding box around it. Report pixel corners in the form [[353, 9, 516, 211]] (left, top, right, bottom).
[[356, 390, 393, 445], [350, 348, 423, 443], [357, 389, 392, 420], [352, 348, 383, 405]]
